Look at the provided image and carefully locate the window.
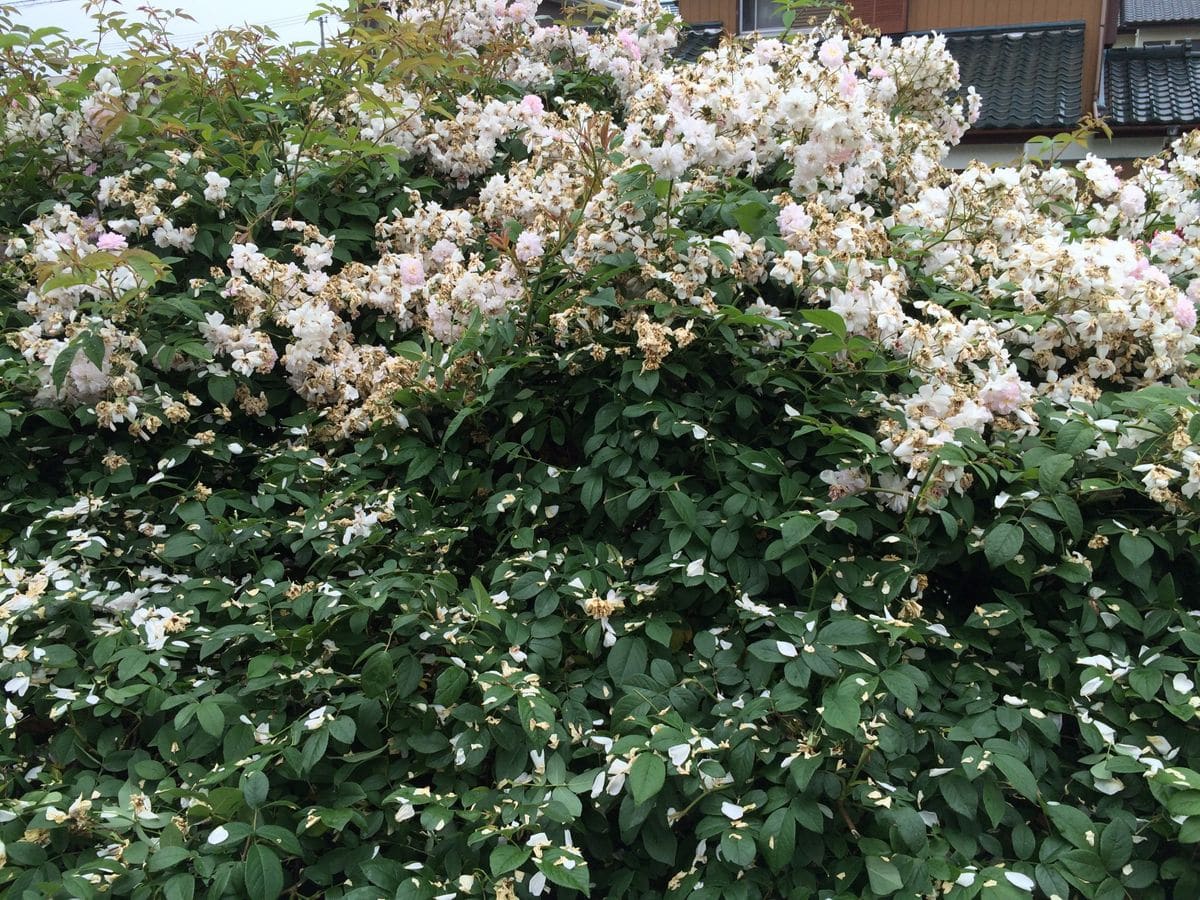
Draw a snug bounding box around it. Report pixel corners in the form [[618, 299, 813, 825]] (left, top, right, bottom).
[[738, 1, 834, 35], [739, 0, 788, 33]]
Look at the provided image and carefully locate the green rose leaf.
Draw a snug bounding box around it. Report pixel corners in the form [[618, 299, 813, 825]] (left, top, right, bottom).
[[243, 845, 284, 900], [984, 522, 1024, 568], [629, 753, 666, 805]]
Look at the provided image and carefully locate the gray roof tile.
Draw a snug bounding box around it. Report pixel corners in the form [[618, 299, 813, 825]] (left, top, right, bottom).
[[673, 21, 723, 63], [1121, 0, 1200, 27], [1103, 42, 1200, 125], [935, 22, 1085, 130]]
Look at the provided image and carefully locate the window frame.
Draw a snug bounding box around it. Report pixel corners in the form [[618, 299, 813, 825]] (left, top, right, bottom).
[[737, 1, 832, 36]]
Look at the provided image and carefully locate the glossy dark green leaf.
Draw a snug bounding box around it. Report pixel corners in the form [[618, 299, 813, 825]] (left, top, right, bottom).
[[243, 845, 284, 900]]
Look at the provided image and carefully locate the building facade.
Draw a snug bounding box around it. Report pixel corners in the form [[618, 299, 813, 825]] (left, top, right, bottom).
[[1100, 1, 1200, 155]]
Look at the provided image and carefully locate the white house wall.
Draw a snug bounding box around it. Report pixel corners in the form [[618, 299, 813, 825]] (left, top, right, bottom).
[[943, 134, 1172, 168]]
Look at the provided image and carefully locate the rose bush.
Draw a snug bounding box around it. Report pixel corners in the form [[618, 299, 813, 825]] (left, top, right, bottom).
[[1, 1, 1200, 897]]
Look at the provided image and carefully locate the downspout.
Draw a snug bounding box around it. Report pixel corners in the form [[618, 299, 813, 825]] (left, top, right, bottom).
[[1093, 0, 1110, 118]]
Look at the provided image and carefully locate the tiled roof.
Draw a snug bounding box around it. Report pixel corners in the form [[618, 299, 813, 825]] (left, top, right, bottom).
[[673, 21, 723, 62], [1121, 0, 1200, 27], [1103, 43, 1200, 125], [936, 22, 1085, 130]]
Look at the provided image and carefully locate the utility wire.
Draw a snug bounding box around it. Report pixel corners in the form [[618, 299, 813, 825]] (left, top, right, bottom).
[[6, 0, 79, 8], [99, 13, 317, 52], [157, 13, 314, 42], [10, 2, 318, 33], [8, 1, 323, 52]]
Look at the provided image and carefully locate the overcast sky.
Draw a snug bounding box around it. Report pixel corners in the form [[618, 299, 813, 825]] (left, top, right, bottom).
[[11, 0, 329, 51]]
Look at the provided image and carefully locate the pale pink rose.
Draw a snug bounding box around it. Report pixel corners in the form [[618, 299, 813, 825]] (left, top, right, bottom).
[[869, 65, 887, 79], [1118, 183, 1146, 219], [617, 29, 642, 61], [1174, 296, 1197, 331], [515, 231, 544, 263], [96, 232, 127, 251], [829, 146, 855, 166], [398, 256, 425, 287], [1151, 230, 1183, 254], [818, 40, 844, 69], [839, 70, 859, 100], [429, 239, 460, 266], [980, 380, 1023, 415], [777, 205, 812, 237], [519, 94, 544, 117]]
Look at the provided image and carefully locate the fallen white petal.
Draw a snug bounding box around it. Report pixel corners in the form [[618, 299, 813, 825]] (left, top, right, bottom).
[[1004, 871, 1035, 892], [721, 801, 744, 820]]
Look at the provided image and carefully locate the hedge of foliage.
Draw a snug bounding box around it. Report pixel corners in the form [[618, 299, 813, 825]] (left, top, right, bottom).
[[2, 1, 1200, 897]]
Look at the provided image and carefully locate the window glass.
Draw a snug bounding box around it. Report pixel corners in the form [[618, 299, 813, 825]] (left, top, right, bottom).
[[741, 0, 789, 33]]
